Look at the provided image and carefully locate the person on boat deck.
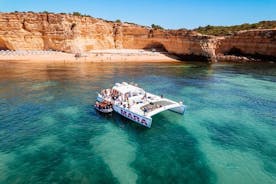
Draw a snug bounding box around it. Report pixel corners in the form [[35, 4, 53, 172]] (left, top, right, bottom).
[[143, 107, 147, 115], [142, 93, 147, 101], [118, 95, 122, 102]]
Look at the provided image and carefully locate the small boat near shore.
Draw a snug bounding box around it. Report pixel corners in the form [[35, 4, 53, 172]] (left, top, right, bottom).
[[95, 82, 186, 128]]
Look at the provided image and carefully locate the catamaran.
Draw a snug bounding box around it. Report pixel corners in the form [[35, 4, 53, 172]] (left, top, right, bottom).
[[96, 82, 186, 128]]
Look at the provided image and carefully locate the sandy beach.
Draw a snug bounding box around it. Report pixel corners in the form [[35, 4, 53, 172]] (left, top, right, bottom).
[[0, 49, 181, 63]]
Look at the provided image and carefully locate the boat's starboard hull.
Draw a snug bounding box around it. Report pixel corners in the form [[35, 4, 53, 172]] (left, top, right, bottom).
[[169, 104, 186, 114]]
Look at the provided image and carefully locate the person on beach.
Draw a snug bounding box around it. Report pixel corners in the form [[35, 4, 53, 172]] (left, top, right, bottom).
[[75, 53, 81, 60]]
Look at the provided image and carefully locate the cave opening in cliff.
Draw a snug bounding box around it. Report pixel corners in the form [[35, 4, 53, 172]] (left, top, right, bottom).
[[143, 42, 167, 52], [0, 37, 9, 50], [71, 23, 77, 30], [225, 47, 243, 56], [224, 46, 276, 61]]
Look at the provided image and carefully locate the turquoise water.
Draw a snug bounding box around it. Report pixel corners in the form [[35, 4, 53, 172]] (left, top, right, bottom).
[[0, 61, 275, 184]]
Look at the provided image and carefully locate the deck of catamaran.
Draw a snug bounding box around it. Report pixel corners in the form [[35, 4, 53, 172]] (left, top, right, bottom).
[[96, 82, 186, 128]]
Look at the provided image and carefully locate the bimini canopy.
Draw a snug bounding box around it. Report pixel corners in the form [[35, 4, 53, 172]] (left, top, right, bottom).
[[112, 83, 145, 96]]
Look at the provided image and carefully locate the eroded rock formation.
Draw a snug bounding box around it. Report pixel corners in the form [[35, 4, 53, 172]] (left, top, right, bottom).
[[0, 12, 275, 61], [215, 30, 276, 61], [0, 12, 115, 52]]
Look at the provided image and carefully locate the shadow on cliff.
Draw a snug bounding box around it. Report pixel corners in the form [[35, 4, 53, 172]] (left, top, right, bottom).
[[176, 54, 210, 62], [0, 37, 9, 50], [142, 42, 209, 62], [223, 47, 276, 62]]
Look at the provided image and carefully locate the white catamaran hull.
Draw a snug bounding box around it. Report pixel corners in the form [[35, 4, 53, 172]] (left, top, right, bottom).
[[96, 82, 187, 128], [169, 104, 186, 114], [113, 105, 152, 128]]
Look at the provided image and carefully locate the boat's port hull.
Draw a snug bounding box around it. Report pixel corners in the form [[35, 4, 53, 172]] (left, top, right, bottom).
[[113, 105, 152, 128]]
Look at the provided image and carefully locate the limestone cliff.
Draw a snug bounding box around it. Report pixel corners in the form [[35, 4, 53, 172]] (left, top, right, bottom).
[[0, 12, 275, 61], [215, 29, 276, 61], [0, 12, 115, 52]]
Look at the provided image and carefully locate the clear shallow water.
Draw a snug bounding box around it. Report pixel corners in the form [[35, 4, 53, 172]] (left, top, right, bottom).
[[0, 61, 275, 184]]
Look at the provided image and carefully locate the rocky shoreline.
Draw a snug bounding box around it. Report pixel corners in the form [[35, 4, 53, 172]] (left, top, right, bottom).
[[216, 55, 275, 63]]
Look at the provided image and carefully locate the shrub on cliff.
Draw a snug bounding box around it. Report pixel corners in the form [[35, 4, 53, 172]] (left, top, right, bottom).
[[115, 19, 122, 24], [73, 12, 82, 16], [151, 24, 164, 30], [194, 21, 276, 36], [41, 11, 54, 14], [124, 21, 139, 26], [83, 14, 91, 18], [71, 12, 91, 18]]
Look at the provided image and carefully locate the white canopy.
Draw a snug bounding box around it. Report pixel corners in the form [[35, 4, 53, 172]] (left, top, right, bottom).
[[112, 83, 145, 95]]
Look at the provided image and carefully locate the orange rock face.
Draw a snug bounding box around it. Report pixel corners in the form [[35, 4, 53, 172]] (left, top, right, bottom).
[[215, 29, 276, 57], [118, 24, 210, 56], [0, 12, 115, 52], [0, 12, 275, 61]]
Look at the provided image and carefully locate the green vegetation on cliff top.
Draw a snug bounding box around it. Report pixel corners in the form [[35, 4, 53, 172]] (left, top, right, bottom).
[[9, 12, 276, 34], [194, 21, 276, 36], [151, 24, 164, 30]]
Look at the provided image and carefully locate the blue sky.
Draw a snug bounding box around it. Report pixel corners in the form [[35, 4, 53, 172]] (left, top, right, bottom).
[[0, 0, 275, 29]]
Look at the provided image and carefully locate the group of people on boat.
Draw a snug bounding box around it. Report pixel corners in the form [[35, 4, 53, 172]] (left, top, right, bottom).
[[111, 89, 120, 100], [95, 101, 113, 110], [101, 89, 110, 97], [141, 103, 163, 115], [98, 86, 166, 114], [101, 89, 120, 100]]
